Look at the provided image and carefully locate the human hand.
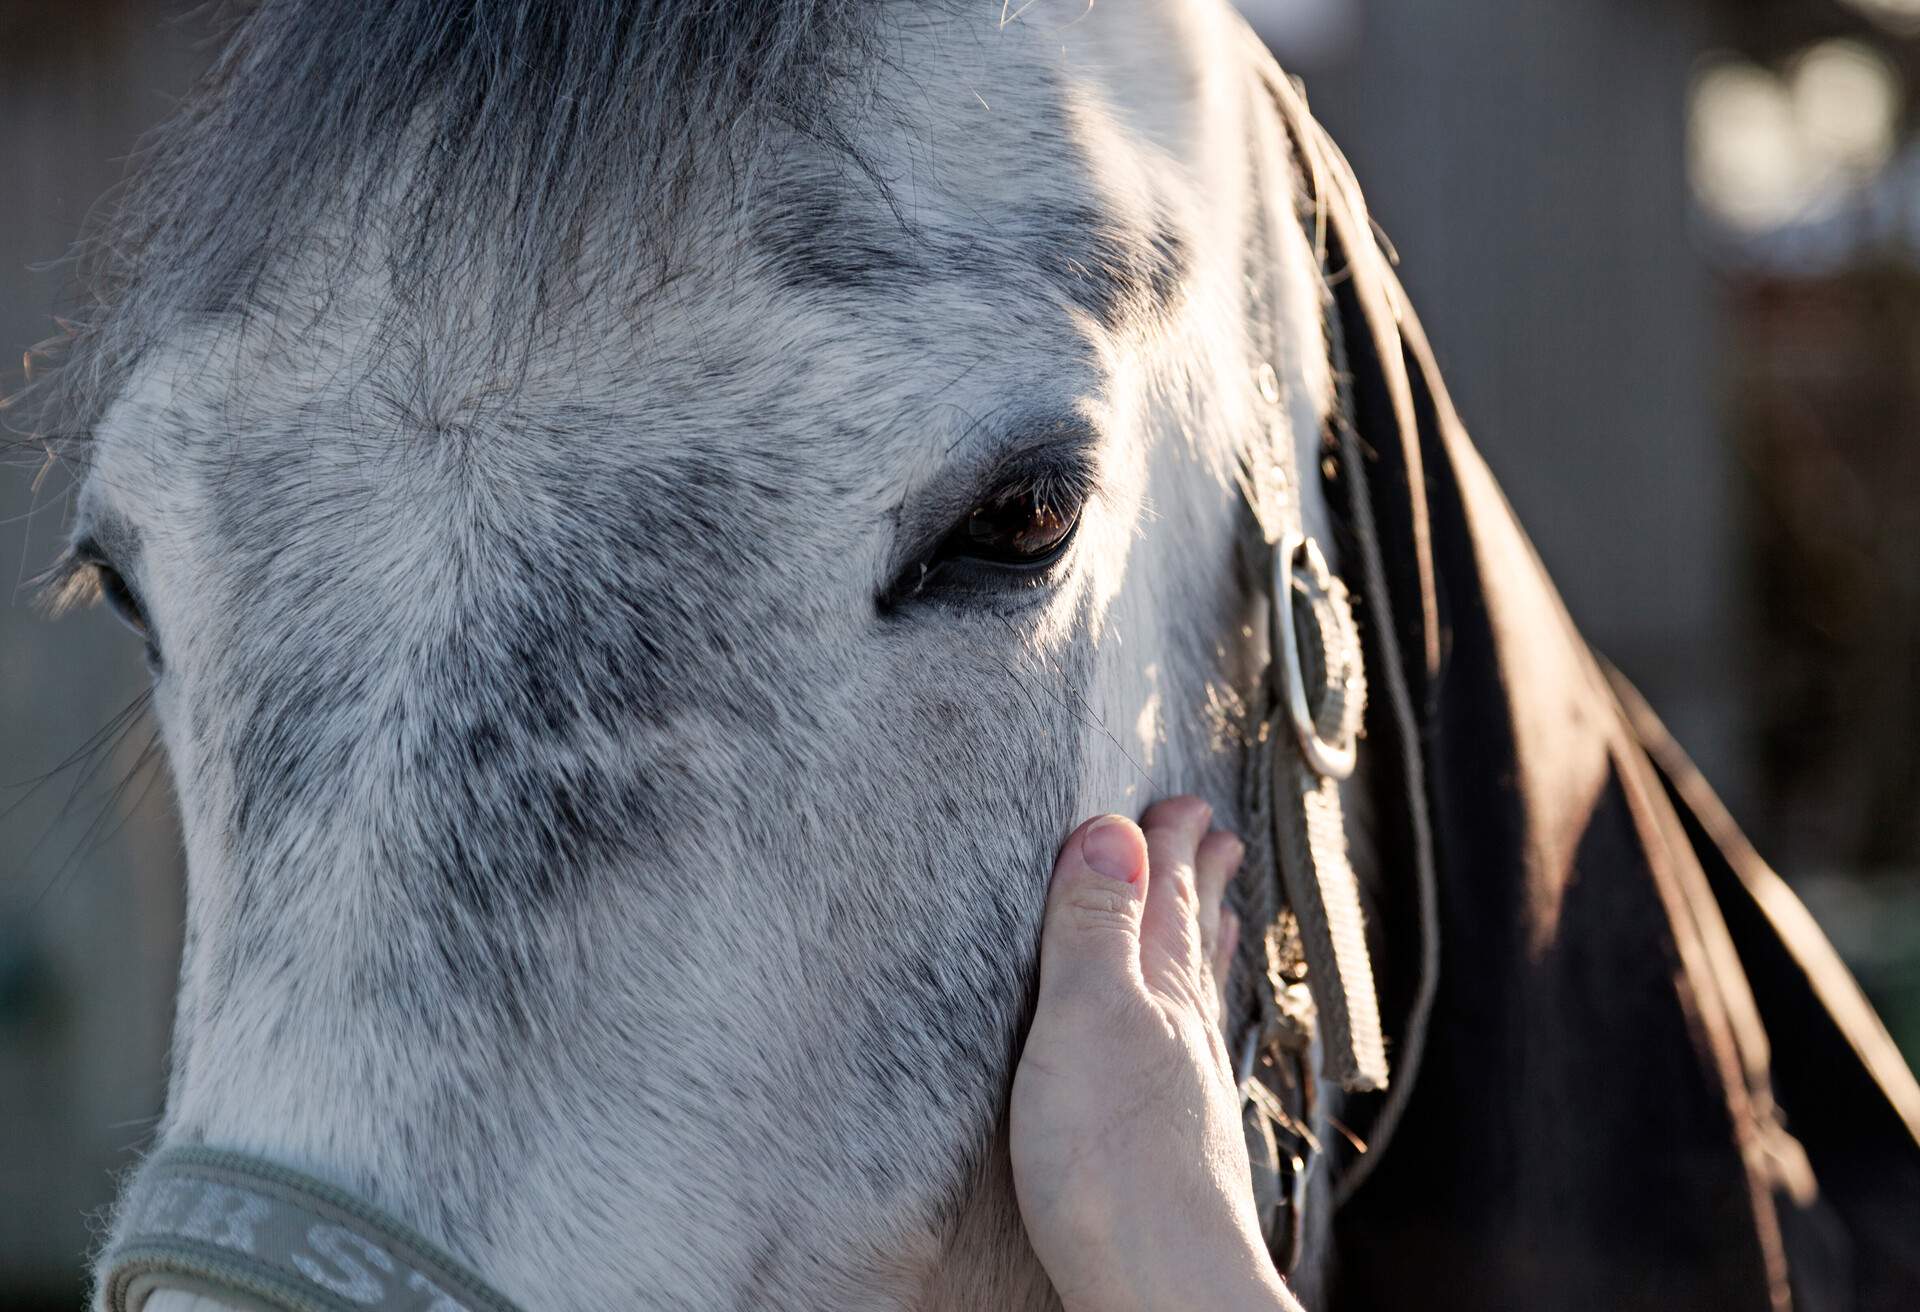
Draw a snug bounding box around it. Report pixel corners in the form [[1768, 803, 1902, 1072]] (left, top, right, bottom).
[[1010, 798, 1302, 1312]]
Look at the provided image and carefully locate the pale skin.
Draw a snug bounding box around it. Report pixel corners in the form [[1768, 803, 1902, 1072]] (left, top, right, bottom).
[[1011, 797, 1305, 1312]]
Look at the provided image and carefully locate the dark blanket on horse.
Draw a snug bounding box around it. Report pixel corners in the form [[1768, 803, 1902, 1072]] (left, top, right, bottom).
[[1281, 78, 1920, 1312]]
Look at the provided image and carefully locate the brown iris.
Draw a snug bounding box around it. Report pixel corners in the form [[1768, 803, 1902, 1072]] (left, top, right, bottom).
[[962, 487, 1080, 565]]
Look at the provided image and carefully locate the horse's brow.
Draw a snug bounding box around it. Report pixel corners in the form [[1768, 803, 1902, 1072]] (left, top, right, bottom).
[[56, 497, 143, 592], [1004, 414, 1104, 468], [919, 403, 1096, 463], [922, 414, 1106, 510]]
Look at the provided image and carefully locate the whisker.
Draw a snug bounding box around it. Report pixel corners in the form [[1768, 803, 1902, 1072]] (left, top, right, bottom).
[[26, 726, 167, 916], [1, 688, 152, 798], [6, 691, 163, 916]]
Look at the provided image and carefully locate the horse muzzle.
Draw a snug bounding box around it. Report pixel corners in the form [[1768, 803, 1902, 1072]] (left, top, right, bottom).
[[100, 1147, 526, 1312]]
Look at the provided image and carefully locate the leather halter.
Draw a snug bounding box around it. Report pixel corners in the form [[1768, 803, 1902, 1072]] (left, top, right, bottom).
[[1230, 52, 1443, 1271]]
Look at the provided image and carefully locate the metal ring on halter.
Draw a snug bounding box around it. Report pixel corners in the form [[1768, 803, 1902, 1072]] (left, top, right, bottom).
[[1273, 531, 1358, 780]]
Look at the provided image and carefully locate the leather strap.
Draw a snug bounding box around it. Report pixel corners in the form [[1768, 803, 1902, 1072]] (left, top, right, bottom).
[[1228, 50, 1395, 1274], [1258, 53, 1446, 1211], [99, 1146, 526, 1312], [1239, 59, 1388, 1100]]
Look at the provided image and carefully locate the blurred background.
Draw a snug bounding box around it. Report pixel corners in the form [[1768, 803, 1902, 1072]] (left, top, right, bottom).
[[2, 0, 1918, 1304]]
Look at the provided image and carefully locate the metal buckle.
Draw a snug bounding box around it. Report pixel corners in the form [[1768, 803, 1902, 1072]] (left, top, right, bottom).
[[1273, 531, 1358, 780]]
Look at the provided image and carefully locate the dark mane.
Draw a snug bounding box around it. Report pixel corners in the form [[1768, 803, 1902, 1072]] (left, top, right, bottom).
[[30, 0, 894, 442]]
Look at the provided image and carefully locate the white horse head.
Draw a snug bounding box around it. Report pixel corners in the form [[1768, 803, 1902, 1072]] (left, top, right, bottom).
[[52, 2, 1358, 1306]]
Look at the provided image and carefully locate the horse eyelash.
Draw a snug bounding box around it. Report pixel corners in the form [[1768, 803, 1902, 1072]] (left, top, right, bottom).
[[28, 549, 105, 618], [986, 449, 1099, 515]]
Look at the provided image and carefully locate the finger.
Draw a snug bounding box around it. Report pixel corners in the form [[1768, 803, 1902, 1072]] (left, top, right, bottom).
[[1213, 909, 1240, 1030], [1137, 795, 1213, 988], [1193, 829, 1245, 979], [1034, 815, 1150, 1008]]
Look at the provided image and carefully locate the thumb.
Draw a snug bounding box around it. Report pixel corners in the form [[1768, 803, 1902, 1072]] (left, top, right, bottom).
[[1036, 815, 1150, 1006]]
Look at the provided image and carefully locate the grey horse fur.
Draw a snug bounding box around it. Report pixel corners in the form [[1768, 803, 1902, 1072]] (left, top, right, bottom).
[[46, 2, 1359, 1307]]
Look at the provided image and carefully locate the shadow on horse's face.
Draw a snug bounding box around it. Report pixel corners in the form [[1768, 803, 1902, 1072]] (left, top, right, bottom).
[[62, 3, 1326, 1306]]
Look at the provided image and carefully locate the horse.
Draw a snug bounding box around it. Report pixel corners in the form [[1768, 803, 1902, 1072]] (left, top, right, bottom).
[[30, 2, 1920, 1309]]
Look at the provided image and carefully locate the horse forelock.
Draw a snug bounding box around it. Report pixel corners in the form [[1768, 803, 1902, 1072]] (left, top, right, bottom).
[[37, 0, 907, 443]]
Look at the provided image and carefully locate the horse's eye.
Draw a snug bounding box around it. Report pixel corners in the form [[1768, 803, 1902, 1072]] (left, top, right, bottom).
[[877, 462, 1091, 613], [61, 540, 153, 644], [958, 486, 1082, 568], [94, 562, 152, 639]]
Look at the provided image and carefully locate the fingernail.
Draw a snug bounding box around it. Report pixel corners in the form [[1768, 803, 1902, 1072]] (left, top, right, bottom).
[[1083, 816, 1143, 883], [1224, 835, 1247, 869]]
